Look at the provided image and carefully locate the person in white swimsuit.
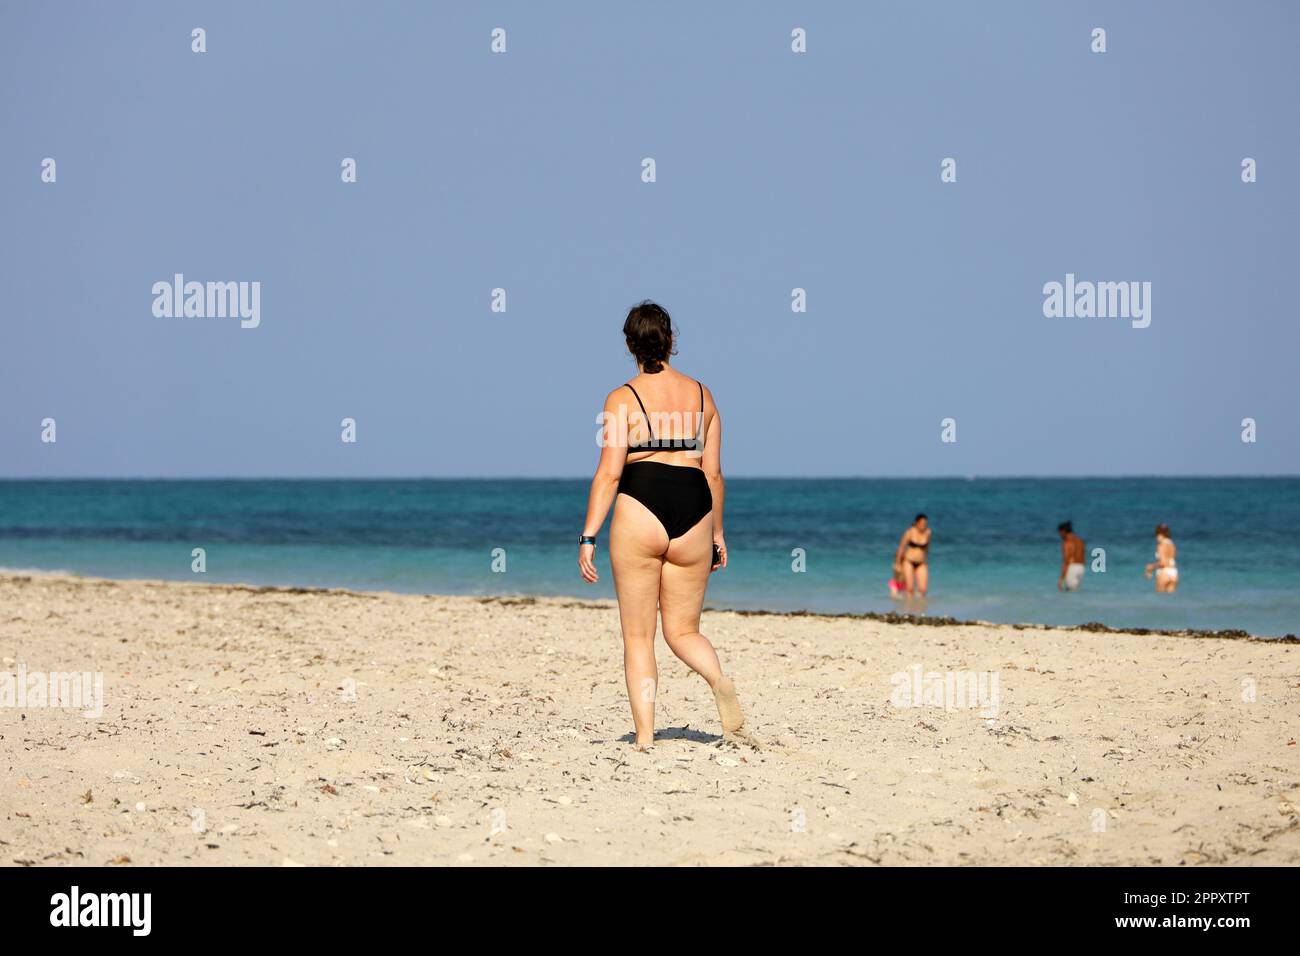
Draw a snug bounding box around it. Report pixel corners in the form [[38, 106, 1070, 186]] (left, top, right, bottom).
[[1057, 521, 1086, 591], [1144, 523, 1178, 593]]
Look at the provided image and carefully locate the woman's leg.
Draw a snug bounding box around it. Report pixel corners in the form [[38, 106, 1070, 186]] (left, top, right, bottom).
[[902, 560, 917, 595], [659, 514, 721, 685], [660, 514, 744, 734], [915, 562, 929, 596], [610, 493, 669, 749]]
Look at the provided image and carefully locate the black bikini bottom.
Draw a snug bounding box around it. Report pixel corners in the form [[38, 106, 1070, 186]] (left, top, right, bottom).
[[617, 461, 713, 540]]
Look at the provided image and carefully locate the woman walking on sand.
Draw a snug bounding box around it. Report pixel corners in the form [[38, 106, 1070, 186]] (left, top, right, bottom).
[[577, 301, 743, 751], [1145, 523, 1179, 593], [894, 514, 932, 597]]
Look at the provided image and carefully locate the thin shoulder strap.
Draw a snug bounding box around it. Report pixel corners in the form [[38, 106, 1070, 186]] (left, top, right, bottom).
[[625, 383, 654, 439], [696, 381, 705, 438]]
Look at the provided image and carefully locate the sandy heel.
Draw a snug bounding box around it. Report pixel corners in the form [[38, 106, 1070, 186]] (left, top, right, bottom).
[[712, 676, 745, 735]]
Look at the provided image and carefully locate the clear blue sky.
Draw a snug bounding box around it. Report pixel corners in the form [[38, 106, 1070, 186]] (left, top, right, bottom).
[[2, 1, 1296, 477]]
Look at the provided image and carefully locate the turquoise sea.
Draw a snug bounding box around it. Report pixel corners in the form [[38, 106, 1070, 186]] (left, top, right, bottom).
[[0, 478, 1296, 637]]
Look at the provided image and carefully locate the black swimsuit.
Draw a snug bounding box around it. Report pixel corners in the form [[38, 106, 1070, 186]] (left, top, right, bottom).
[[617, 382, 713, 540]]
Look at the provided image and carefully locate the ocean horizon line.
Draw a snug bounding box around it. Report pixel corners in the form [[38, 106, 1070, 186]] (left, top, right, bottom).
[[3, 474, 1298, 482]]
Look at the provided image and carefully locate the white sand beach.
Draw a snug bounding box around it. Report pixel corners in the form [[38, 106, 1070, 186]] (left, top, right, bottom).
[[1, 572, 1297, 866]]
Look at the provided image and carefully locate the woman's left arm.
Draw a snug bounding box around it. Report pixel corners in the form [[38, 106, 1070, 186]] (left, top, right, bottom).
[[579, 391, 629, 583]]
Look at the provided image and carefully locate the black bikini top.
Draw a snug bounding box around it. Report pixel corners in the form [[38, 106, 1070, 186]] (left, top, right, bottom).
[[625, 381, 705, 452]]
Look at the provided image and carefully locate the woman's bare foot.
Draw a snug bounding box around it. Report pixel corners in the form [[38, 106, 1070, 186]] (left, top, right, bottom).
[[711, 676, 744, 736], [633, 737, 655, 752]]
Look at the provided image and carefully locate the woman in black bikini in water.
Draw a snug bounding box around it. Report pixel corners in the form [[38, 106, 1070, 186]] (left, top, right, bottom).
[[894, 514, 932, 597], [577, 301, 744, 751]]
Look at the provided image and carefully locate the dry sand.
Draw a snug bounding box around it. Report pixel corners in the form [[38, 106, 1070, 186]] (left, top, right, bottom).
[[1, 572, 1297, 866]]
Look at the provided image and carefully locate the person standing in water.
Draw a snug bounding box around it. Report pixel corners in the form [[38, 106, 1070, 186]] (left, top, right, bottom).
[[1057, 521, 1086, 591], [577, 301, 743, 751], [1144, 523, 1179, 592], [894, 514, 932, 597]]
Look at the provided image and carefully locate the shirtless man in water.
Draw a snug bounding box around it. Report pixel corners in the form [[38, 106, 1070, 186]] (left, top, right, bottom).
[[1057, 521, 1086, 591]]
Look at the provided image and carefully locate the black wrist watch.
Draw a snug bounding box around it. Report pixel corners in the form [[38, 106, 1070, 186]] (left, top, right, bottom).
[[578, 535, 597, 547]]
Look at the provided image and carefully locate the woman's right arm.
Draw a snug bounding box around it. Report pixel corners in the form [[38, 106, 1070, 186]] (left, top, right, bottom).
[[578, 391, 628, 584], [701, 389, 726, 569]]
